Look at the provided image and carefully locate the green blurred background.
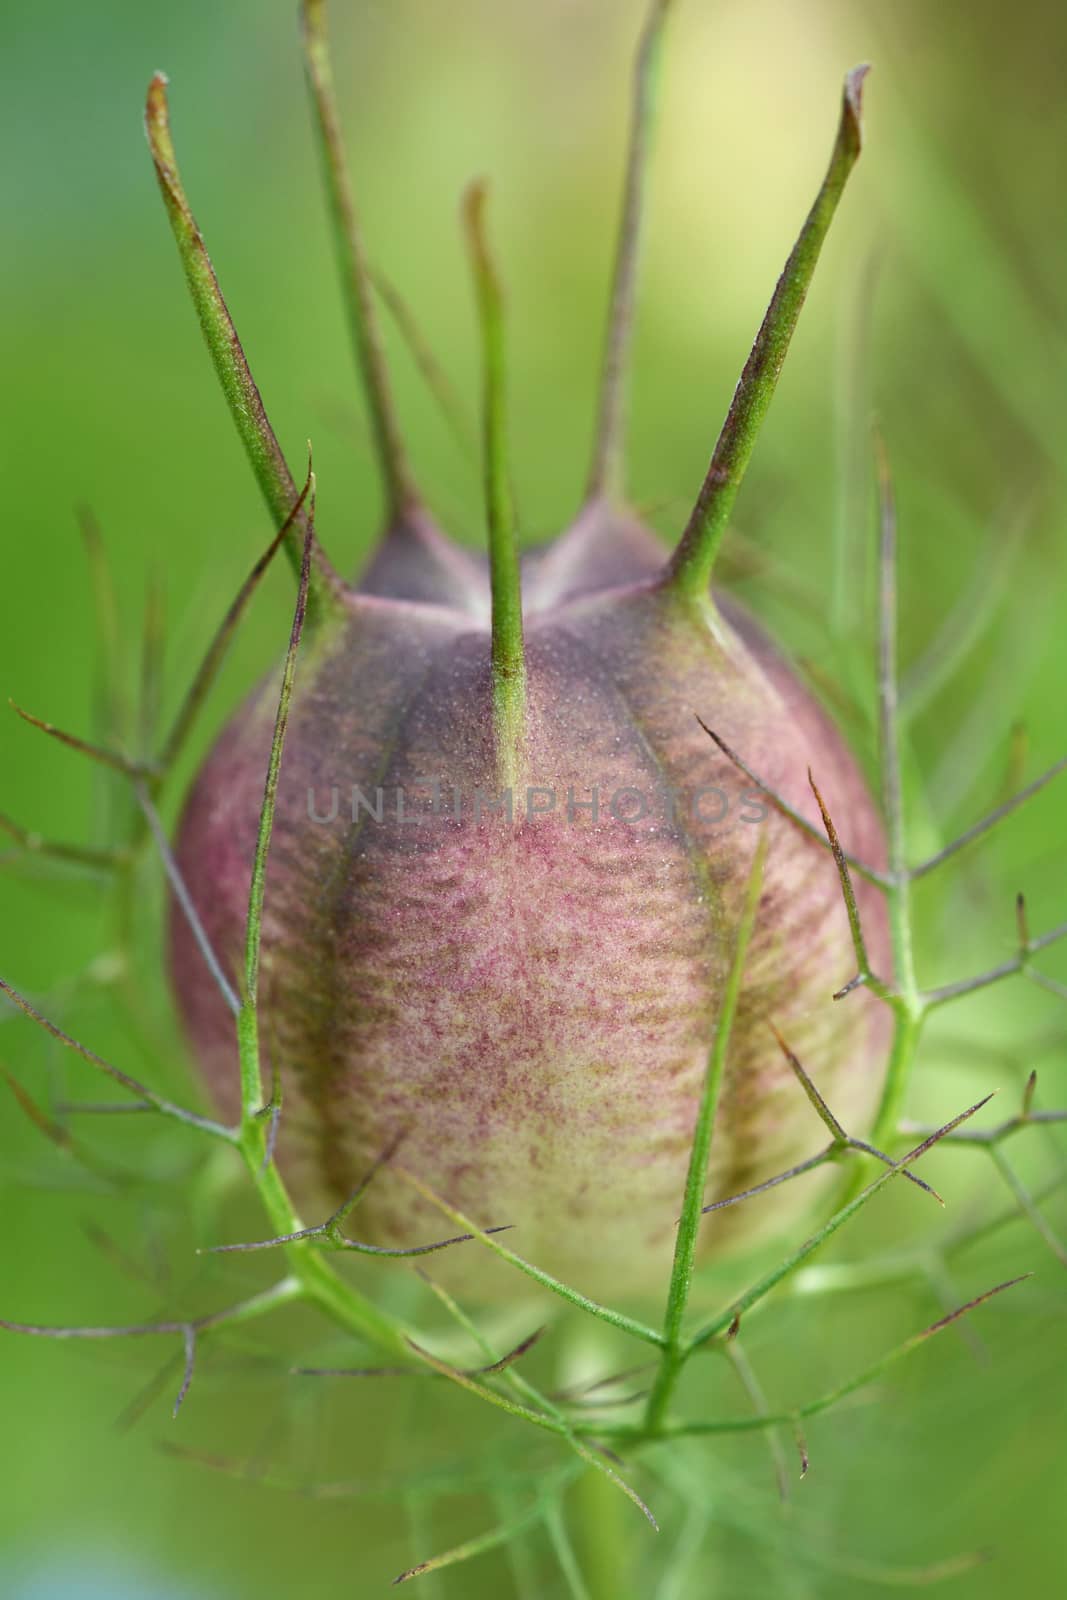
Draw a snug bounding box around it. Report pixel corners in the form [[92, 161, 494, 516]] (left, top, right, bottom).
[[2, 0, 1065, 1594]]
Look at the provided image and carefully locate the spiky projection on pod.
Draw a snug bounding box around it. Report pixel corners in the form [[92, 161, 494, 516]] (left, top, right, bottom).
[[159, 0, 888, 1296]]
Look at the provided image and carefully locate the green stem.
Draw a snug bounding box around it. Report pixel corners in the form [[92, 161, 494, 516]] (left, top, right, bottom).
[[300, 0, 417, 518], [586, 0, 675, 504], [228, 1107, 409, 1358], [144, 74, 340, 610], [242, 497, 322, 1021], [666, 66, 868, 598], [865, 437, 925, 1152], [463, 181, 526, 791], [643, 836, 767, 1432]]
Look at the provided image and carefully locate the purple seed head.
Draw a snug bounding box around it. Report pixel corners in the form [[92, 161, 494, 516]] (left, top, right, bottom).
[[160, 5, 887, 1296]]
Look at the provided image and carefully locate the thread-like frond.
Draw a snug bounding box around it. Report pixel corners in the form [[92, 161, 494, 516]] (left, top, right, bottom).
[[233, 498, 316, 1124], [243, 504, 315, 1005], [665, 67, 868, 598], [807, 769, 893, 1002], [393, 1473, 578, 1588], [4, 1071, 129, 1189], [76, 506, 127, 749], [135, 783, 241, 1017], [695, 718, 888, 888], [769, 1024, 941, 1201], [901, 493, 1031, 717], [900, 1070, 1067, 1267], [721, 1336, 793, 1496], [138, 571, 166, 758]]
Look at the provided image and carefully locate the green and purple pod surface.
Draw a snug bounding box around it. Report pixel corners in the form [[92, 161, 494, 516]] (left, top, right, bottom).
[[157, 6, 886, 1295], [171, 496, 888, 1295]]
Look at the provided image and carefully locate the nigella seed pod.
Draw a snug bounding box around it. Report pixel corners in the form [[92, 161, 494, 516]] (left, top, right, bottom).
[[159, 2, 889, 1296]]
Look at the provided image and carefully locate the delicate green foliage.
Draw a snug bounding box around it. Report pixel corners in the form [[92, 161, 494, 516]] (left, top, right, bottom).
[[3, 8, 1066, 1596], [640, 1274, 1030, 1444]]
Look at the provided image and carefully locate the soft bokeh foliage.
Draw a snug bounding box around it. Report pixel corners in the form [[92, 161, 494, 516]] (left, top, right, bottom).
[[1, 1, 1065, 1595]]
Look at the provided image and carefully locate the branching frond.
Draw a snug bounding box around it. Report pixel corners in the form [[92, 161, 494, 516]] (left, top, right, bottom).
[[206, 1219, 511, 1261], [650, 1274, 1029, 1442], [0, 976, 234, 1143], [0, 1278, 302, 1418], [924, 911, 1067, 1009], [9, 700, 159, 781], [4, 1071, 131, 1188], [767, 1024, 942, 1201], [0, 811, 128, 872], [295, 1328, 545, 1384], [392, 1164, 664, 1350], [911, 752, 1067, 881], [691, 1090, 994, 1350], [136, 783, 240, 1017]]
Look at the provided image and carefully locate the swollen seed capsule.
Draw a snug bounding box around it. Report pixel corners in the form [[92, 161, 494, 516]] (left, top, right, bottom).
[[158, 6, 888, 1296]]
